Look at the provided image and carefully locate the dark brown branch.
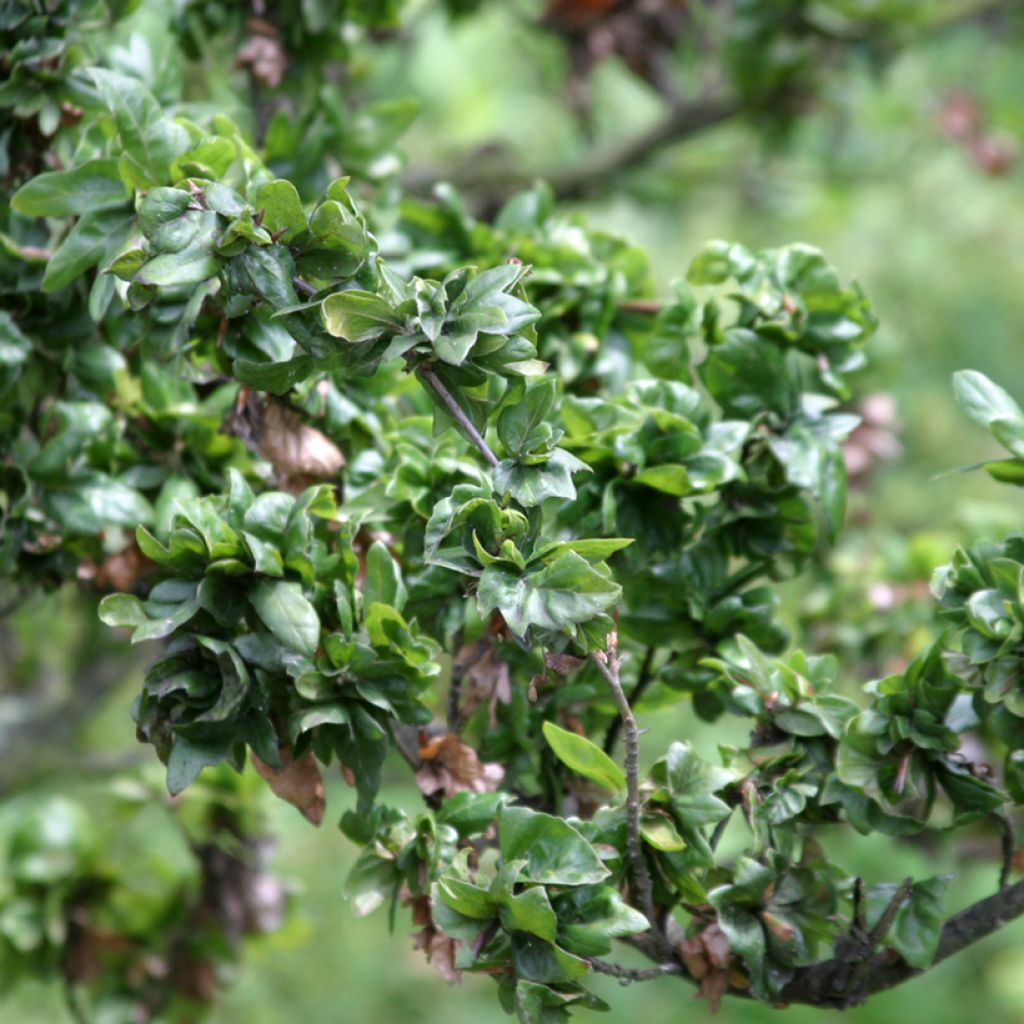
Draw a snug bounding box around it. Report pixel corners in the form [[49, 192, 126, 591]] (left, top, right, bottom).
[[621, 873, 1024, 1010], [416, 364, 500, 468], [604, 646, 656, 754], [590, 647, 665, 951], [997, 811, 1015, 891], [780, 875, 1024, 1007]]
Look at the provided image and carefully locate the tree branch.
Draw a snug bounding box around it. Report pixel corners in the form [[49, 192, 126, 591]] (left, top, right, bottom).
[[403, 93, 739, 210], [416, 364, 500, 468], [590, 647, 664, 951], [779, 875, 1024, 1007], [603, 646, 655, 754], [588, 957, 683, 983]]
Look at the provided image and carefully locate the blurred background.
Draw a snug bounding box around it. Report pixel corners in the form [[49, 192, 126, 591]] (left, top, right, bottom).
[[6, 1, 1024, 1021]]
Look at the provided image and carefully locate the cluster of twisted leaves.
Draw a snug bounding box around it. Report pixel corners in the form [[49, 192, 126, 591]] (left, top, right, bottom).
[[6, 1, 1024, 1021]]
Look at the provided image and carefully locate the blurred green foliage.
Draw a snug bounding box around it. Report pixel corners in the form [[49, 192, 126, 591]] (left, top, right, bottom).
[[6, 0, 1024, 1022]]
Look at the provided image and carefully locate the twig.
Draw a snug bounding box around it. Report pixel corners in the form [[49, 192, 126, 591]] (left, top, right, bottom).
[[292, 276, 318, 297], [403, 93, 738, 208], [446, 628, 465, 732], [588, 957, 683, 983], [996, 812, 1015, 891], [590, 647, 663, 950], [604, 646, 655, 754], [390, 723, 421, 772], [708, 811, 732, 853], [417, 364, 500, 468]]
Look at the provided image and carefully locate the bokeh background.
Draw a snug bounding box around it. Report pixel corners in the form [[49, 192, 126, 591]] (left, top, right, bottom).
[[6, 2, 1024, 1022]]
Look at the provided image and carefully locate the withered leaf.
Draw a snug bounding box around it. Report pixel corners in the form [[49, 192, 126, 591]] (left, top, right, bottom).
[[252, 746, 326, 825], [226, 392, 343, 494], [414, 925, 462, 984], [416, 733, 504, 799], [454, 640, 511, 726]]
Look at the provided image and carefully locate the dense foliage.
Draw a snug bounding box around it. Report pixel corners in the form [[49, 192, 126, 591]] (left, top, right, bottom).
[[4, 1, 1024, 1021]]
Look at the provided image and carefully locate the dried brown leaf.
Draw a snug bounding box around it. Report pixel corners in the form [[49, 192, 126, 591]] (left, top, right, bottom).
[[252, 746, 325, 826], [702, 923, 732, 969], [544, 651, 584, 675], [225, 394, 344, 494], [413, 926, 462, 984], [416, 733, 504, 799]]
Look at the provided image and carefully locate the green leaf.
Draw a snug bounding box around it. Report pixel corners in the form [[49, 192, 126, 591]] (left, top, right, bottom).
[[477, 551, 620, 638], [250, 580, 321, 657], [165, 733, 233, 796], [495, 449, 589, 508], [364, 540, 407, 613], [42, 209, 135, 292], [954, 370, 1024, 459], [136, 245, 219, 287], [498, 378, 557, 457], [256, 180, 307, 242], [90, 69, 190, 187], [12, 159, 129, 217], [322, 290, 401, 343], [542, 721, 625, 791], [98, 593, 149, 628], [498, 805, 610, 886]]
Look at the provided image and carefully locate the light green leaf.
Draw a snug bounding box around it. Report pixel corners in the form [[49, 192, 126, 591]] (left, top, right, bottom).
[[542, 721, 625, 791]]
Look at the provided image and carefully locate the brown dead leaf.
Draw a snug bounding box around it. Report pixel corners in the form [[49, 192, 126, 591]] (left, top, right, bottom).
[[235, 18, 287, 87], [252, 746, 325, 826], [95, 541, 153, 592], [416, 733, 504, 799], [225, 392, 344, 494], [413, 925, 462, 984], [676, 935, 709, 980], [698, 967, 730, 1015], [453, 640, 511, 726], [544, 650, 584, 675], [702, 923, 731, 969]]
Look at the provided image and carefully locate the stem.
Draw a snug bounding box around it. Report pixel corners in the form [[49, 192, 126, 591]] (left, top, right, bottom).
[[603, 646, 655, 754], [417, 364, 500, 468], [292, 276, 318, 297], [590, 648, 662, 948], [588, 958, 683, 983], [446, 629, 466, 732], [997, 811, 1015, 891]]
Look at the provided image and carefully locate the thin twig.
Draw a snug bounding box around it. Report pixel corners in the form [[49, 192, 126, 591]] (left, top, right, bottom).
[[390, 723, 421, 772], [604, 646, 656, 754], [292, 276, 318, 297], [588, 957, 683, 983], [446, 628, 466, 732], [708, 812, 732, 854], [590, 647, 663, 950], [996, 812, 1015, 891], [417, 364, 500, 468]]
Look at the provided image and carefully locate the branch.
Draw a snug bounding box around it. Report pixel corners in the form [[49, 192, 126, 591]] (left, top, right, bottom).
[[403, 93, 739, 209], [590, 647, 664, 950], [781, 876, 1024, 1007], [416, 364, 500, 468], [622, 873, 1024, 1009], [549, 95, 739, 201], [997, 811, 1015, 891], [603, 646, 655, 754], [292, 275, 318, 297], [588, 957, 683, 983]]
